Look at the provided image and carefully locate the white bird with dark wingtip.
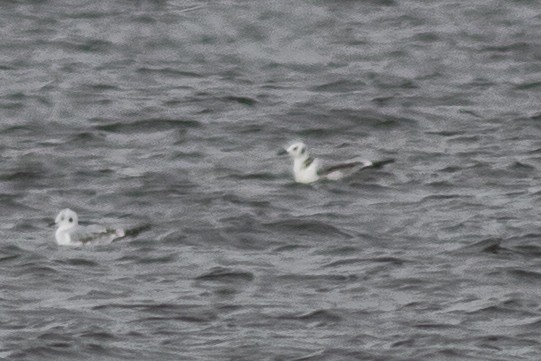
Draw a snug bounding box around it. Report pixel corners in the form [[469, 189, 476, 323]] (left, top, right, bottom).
[[54, 208, 125, 246], [279, 142, 394, 184]]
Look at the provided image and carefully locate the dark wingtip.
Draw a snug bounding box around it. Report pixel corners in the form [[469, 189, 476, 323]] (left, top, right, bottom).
[[124, 224, 152, 237], [371, 159, 395, 169]]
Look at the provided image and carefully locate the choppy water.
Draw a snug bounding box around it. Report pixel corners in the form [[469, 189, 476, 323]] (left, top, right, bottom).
[[1, 0, 541, 360]]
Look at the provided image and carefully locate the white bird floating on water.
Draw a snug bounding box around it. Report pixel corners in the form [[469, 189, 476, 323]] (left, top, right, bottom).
[[54, 208, 125, 246], [279, 142, 394, 184]]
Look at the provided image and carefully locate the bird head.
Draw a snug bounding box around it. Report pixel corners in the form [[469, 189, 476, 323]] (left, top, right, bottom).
[[55, 208, 78, 230]]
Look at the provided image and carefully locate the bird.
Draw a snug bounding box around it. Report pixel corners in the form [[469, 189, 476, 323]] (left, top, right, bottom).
[[54, 208, 125, 246], [279, 142, 394, 184]]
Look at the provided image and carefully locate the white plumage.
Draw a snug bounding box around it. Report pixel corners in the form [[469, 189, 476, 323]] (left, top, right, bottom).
[[54, 208, 124, 246], [281, 142, 393, 184]]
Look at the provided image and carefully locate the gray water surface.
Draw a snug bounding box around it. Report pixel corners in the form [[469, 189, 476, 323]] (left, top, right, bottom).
[[1, 1, 541, 360]]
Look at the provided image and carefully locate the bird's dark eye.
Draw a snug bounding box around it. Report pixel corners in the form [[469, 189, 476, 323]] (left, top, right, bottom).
[[293, 146, 298, 151], [69, 218, 73, 223]]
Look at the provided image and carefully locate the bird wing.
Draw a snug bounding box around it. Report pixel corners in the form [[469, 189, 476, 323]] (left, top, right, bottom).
[[69, 224, 117, 244], [318, 161, 363, 176], [318, 158, 395, 179]]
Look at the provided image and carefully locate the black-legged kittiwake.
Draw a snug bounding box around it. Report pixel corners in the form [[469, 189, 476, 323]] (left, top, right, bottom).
[[279, 142, 394, 184], [54, 208, 125, 246]]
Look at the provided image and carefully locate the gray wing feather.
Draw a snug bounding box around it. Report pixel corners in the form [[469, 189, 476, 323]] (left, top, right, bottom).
[[318, 162, 362, 176], [69, 224, 115, 244], [319, 158, 395, 176]]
